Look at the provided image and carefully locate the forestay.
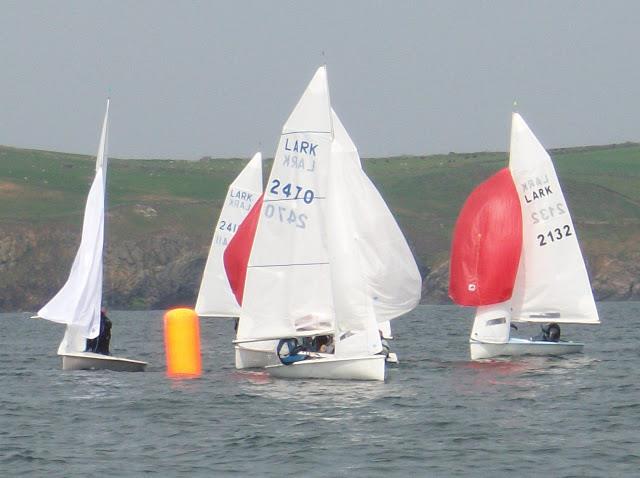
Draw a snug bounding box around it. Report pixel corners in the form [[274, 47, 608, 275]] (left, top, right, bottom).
[[37, 100, 110, 352], [195, 152, 262, 317], [236, 66, 335, 342], [509, 113, 599, 324]]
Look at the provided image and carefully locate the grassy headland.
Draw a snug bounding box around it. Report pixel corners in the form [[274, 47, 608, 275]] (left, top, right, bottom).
[[1, 142, 639, 310]]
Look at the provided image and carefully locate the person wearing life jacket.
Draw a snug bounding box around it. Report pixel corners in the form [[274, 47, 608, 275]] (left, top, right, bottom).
[[276, 338, 308, 365]]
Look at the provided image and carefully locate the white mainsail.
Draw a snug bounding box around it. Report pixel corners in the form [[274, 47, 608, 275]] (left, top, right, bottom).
[[237, 66, 335, 342], [195, 152, 263, 317], [508, 113, 599, 324], [37, 99, 110, 353]]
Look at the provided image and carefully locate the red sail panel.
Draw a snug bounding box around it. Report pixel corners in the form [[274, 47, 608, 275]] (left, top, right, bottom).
[[223, 194, 264, 305], [449, 168, 522, 306]]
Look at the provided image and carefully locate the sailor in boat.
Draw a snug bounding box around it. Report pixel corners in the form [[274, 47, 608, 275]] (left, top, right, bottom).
[[312, 335, 334, 354], [85, 307, 112, 355], [532, 323, 561, 342], [276, 338, 308, 365]]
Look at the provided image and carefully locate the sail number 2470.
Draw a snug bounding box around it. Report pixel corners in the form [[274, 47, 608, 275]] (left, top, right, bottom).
[[269, 179, 315, 204], [264, 204, 307, 229], [537, 224, 572, 246]]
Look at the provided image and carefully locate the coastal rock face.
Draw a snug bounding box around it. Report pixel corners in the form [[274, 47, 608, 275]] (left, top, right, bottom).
[[104, 235, 206, 309], [421, 253, 640, 305], [0, 223, 207, 312], [420, 260, 451, 304], [590, 253, 640, 301], [1, 222, 639, 312]]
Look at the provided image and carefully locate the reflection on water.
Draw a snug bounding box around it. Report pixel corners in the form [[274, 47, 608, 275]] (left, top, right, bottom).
[[64, 372, 125, 400], [1, 304, 639, 477]]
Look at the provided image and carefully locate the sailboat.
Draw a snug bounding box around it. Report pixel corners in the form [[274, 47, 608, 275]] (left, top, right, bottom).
[[224, 66, 421, 380], [449, 112, 600, 360], [193, 152, 274, 369], [34, 100, 147, 372]]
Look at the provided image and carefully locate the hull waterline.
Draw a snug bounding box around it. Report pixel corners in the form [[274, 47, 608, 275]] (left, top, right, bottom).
[[61, 352, 147, 372], [469, 338, 584, 360], [265, 354, 386, 381]]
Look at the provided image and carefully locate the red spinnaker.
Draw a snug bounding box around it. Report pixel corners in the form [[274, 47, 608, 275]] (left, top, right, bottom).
[[223, 194, 264, 305], [449, 168, 522, 306]]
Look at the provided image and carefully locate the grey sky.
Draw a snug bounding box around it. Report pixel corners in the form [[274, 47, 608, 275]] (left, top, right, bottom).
[[0, 1, 638, 159]]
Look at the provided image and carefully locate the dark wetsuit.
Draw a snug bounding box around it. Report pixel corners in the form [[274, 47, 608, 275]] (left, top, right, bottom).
[[86, 312, 112, 355]]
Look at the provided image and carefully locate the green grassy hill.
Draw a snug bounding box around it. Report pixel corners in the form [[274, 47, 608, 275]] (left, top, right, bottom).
[[1, 142, 639, 310]]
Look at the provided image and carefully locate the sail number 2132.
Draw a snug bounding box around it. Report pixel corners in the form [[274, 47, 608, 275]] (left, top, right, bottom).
[[269, 179, 315, 204], [537, 224, 572, 246]]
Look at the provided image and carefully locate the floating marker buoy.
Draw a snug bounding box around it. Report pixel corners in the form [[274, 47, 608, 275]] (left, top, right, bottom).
[[164, 308, 202, 378]]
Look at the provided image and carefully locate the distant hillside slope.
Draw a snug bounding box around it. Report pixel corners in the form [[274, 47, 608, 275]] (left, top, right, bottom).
[[1, 143, 639, 311]]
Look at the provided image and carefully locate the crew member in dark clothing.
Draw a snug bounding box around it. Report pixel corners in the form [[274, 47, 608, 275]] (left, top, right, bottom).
[[533, 323, 561, 342], [86, 308, 112, 355]]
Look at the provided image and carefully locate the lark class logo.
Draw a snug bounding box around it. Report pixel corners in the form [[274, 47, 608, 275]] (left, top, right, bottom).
[[521, 174, 553, 203]]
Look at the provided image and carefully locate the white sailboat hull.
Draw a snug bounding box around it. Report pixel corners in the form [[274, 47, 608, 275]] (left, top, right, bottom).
[[234, 344, 279, 369], [235, 344, 397, 368], [61, 352, 147, 372], [265, 354, 386, 381], [469, 338, 584, 360]]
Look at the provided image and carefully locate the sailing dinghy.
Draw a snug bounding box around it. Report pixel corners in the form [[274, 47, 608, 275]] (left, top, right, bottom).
[[34, 100, 146, 372], [449, 112, 600, 360], [225, 67, 421, 380], [193, 152, 275, 368]]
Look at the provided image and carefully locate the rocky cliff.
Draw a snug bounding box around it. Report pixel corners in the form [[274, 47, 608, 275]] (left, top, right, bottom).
[[421, 250, 640, 305], [2, 219, 638, 313], [0, 221, 206, 312]]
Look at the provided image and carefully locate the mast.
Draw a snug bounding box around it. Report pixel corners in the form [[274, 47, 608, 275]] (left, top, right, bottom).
[[37, 99, 110, 353]]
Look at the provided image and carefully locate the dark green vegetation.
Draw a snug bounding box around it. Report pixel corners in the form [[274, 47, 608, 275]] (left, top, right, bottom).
[[1, 142, 639, 310]]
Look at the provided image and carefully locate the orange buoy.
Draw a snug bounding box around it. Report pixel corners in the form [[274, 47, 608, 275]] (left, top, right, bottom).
[[164, 308, 202, 378]]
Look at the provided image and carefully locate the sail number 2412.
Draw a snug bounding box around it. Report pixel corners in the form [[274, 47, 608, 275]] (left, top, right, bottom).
[[537, 224, 572, 246]]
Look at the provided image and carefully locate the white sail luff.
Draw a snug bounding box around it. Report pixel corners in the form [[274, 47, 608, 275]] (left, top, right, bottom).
[[237, 66, 335, 342], [38, 100, 110, 347], [508, 113, 599, 325], [195, 152, 263, 317]]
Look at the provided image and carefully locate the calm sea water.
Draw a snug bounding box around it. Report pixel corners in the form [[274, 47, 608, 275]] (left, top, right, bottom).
[[1, 303, 639, 477]]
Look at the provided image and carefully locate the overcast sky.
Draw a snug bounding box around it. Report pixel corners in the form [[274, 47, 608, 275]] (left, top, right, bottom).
[[0, 1, 638, 159]]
